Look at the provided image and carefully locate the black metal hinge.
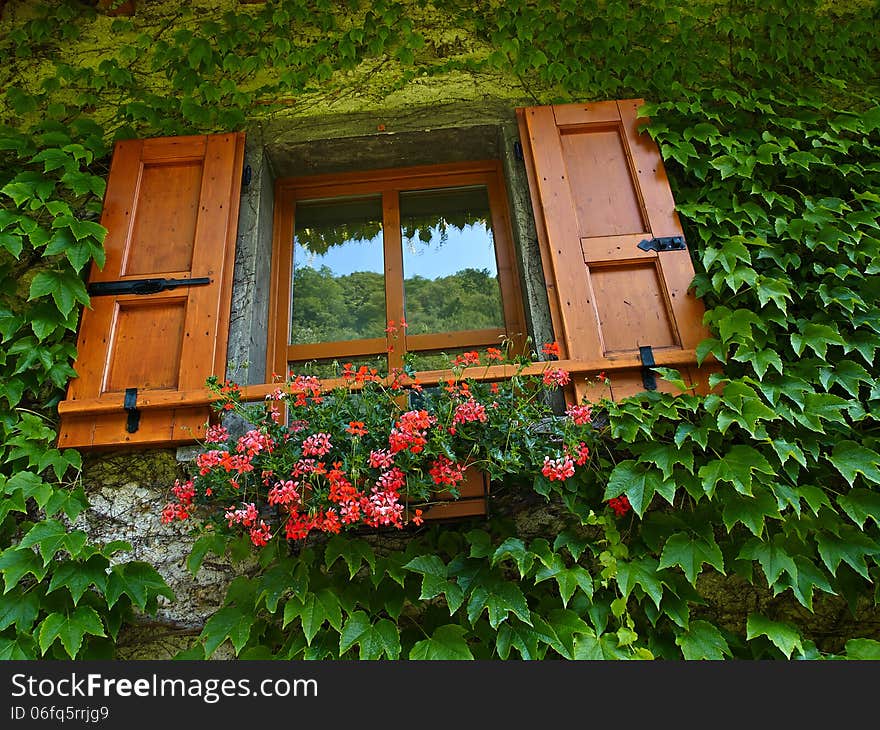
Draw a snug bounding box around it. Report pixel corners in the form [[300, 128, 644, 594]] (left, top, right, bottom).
[[639, 345, 657, 391], [124, 387, 140, 433], [637, 236, 686, 253], [88, 277, 211, 297]]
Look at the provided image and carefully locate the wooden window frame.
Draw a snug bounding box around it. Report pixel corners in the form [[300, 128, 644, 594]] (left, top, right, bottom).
[[267, 160, 527, 380]]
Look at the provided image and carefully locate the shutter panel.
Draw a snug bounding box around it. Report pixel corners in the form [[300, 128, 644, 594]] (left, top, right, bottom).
[[517, 100, 715, 401], [58, 132, 245, 448]]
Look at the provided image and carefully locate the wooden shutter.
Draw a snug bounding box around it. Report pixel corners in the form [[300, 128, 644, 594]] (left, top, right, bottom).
[[517, 100, 715, 402], [57, 132, 245, 448]]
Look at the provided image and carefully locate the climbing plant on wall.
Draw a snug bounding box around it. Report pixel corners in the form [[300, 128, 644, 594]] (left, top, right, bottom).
[[0, 0, 879, 659]]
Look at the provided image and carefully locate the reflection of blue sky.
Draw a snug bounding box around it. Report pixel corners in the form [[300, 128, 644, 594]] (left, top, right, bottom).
[[293, 223, 498, 279]]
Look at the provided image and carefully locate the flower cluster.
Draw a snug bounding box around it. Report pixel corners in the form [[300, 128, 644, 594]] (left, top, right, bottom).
[[608, 495, 632, 517], [164, 340, 605, 549]]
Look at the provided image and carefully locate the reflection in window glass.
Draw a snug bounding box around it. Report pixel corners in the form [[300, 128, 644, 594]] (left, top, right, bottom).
[[291, 195, 385, 345], [406, 348, 479, 372], [400, 186, 504, 335], [288, 355, 389, 380]]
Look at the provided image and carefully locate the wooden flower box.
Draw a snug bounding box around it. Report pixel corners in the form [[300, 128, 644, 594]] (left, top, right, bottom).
[[419, 466, 489, 521]]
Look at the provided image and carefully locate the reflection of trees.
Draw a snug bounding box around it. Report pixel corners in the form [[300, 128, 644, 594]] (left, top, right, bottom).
[[291, 266, 503, 344], [291, 267, 386, 343], [295, 222, 383, 256], [295, 212, 487, 255], [402, 212, 486, 248], [404, 267, 503, 334]]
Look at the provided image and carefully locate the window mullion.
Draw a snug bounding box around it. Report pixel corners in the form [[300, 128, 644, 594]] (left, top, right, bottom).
[[382, 189, 406, 373]]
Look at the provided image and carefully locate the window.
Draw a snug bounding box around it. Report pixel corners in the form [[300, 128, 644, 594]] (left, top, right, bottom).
[[57, 100, 714, 449], [267, 161, 527, 380]]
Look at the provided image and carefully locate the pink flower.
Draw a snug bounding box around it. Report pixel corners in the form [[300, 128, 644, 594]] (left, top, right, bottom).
[[236, 429, 274, 457], [226, 502, 259, 528], [453, 399, 488, 425], [250, 520, 272, 547], [302, 432, 332, 457], [171, 479, 195, 506], [429, 455, 465, 487], [542, 368, 571, 388], [268, 480, 300, 506], [161, 502, 189, 523], [369, 449, 395, 470], [376, 467, 406, 494], [541, 455, 575, 482], [205, 424, 229, 443], [566, 403, 592, 425]]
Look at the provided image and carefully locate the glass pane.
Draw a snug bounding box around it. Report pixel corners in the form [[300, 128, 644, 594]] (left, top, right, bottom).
[[400, 186, 504, 335], [291, 195, 385, 345]]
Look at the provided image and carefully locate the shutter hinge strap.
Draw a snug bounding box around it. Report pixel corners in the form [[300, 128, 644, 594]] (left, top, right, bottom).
[[124, 388, 140, 433], [637, 236, 686, 253], [639, 346, 657, 391], [88, 277, 211, 297]]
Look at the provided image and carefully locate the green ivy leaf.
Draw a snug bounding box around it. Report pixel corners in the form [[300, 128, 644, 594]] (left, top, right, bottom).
[[815, 528, 878, 580], [0, 589, 41, 631], [29, 148, 74, 173], [496, 619, 545, 659], [552, 530, 590, 562], [836, 489, 880, 529], [738, 536, 799, 587], [827, 441, 880, 486], [18, 520, 88, 565], [790, 323, 846, 358], [634, 442, 694, 480], [572, 630, 630, 659], [256, 562, 303, 613], [409, 625, 473, 660], [0, 490, 27, 524], [339, 611, 400, 659], [698, 445, 775, 497], [0, 232, 23, 258], [28, 270, 90, 317], [61, 171, 106, 198], [467, 577, 531, 629], [105, 561, 174, 610], [533, 553, 593, 606], [675, 620, 732, 660], [47, 556, 109, 605], [615, 557, 665, 610], [0, 635, 36, 660], [404, 554, 447, 599], [324, 536, 375, 578], [294, 589, 343, 645], [778, 556, 836, 611], [746, 614, 803, 658], [604, 460, 665, 517], [187, 533, 226, 576], [843, 638, 880, 660], [466, 529, 494, 558], [5, 471, 53, 508], [721, 488, 781, 537], [491, 537, 533, 577], [38, 605, 105, 658], [0, 548, 48, 591], [658, 532, 725, 584], [201, 606, 253, 657], [819, 360, 870, 398]]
